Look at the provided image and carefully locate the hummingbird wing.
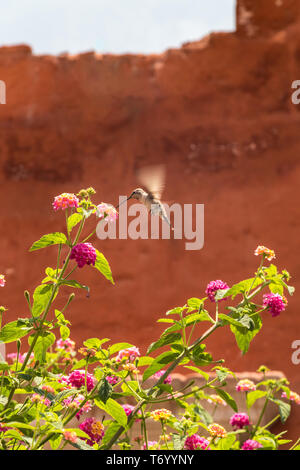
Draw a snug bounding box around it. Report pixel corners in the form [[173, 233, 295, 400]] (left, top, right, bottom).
[[136, 164, 165, 200]]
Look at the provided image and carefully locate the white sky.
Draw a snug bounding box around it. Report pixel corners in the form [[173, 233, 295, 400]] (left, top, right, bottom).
[[0, 0, 235, 55]]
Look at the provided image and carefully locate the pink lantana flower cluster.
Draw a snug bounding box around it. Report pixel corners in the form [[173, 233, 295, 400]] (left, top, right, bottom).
[[79, 418, 104, 447], [153, 369, 172, 385], [115, 346, 140, 363], [230, 412, 250, 430], [63, 370, 95, 392], [282, 390, 300, 405], [236, 379, 256, 392], [70, 243, 97, 268], [56, 338, 76, 352], [254, 245, 275, 261], [96, 203, 118, 222], [184, 434, 210, 450], [242, 439, 263, 450], [263, 293, 287, 317], [63, 394, 92, 420], [52, 193, 79, 211], [205, 280, 229, 302]]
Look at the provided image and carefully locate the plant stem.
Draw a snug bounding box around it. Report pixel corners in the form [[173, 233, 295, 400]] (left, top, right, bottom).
[[103, 320, 220, 449]]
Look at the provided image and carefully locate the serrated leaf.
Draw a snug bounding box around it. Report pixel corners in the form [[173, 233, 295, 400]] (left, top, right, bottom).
[[32, 284, 56, 317], [143, 351, 179, 381], [0, 319, 33, 344], [214, 388, 238, 412], [147, 332, 182, 355], [270, 398, 291, 423], [246, 390, 268, 408], [93, 250, 114, 284], [94, 398, 128, 428], [98, 378, 113, 404], [67, 213, 83, 233], [109, 342, 134, 356], [28, 331, 56, 363], [29, 232, 68, 251], [183, 366, 209, 381]]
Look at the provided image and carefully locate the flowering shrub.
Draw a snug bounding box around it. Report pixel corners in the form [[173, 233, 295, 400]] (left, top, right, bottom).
[[0, 188, 299, 451]]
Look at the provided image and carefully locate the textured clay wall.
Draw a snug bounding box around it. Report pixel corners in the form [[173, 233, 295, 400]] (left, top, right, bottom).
[[0, 0, 299, 440]]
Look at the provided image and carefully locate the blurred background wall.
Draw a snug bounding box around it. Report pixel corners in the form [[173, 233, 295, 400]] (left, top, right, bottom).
[[0, 0, 299, 440]]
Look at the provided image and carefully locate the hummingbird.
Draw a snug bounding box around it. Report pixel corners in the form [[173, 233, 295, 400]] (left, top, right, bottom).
[[118, 165, 173, 228]]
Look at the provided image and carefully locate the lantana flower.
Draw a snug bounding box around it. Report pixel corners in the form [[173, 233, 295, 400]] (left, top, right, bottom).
[[64, 369, 95, 392], [143, 441, 159, 450], [96, 203, 118, 222], [115, 346, 140, 363], [205, 280, 229, 302], [63, 430, 78, 443], [241, 439, 263, 450], [56, 338, 75, 352], [207, 394, 226, 406], [153, 370, 172, 385], [236, 379, 256, 392], [184, 434, 210, 450], [230, 412, 250, 430], [63, 394, 92, 419], [281, 390, 300, 405], [52, 193, 79, 211], [70, 243, 97, 268], [263, 293, 287, 317], [150, 408, 173, 422], [207, 423, 227, 438], [41, 384, 55, 395], [79, 418, 104, 447], [254, 245, 275, 261], [106, 375, 119, 385], [0, 275, 5, 287]]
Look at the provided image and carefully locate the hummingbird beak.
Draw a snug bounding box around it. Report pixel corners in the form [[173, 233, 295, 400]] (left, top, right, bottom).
[[116, 195, 132, 209]]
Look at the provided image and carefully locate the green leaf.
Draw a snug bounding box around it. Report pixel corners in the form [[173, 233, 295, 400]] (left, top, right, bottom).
[[84, 338, 110, 349], [109, 342, 134, 356], [246, 390, 268, 408], [147, 332, 182, 355], [137, 356, 154, 367], [221, 277, 263, 299], [143, 351, 179, 381], [32, 284, 55, 317], [29, 232, 68, 251], [217, 434, 236, 450], [184, 312, 214, 326], [60, 325, 70, 340], [0, 319, 33, 344], [94, 398, 128, 428], [183, 366, 209, 381], [193, 404, 213, 426], [98, 378, 113, 404], [187, 298, 205, 310], [230, 313, 262, 354], [165, 307, 185, 316], [270, 398, 291, 423], [172, 434, 185, 450], [214, 388, 238, 412], [216, 369, 228, 383], [49, 433, 62, 450], [28, 331, 56, 363], [67, 213, 83, 233], [93, 250, 114, 284], [101, 421, 121, 448], [60, 279, 89, 294]]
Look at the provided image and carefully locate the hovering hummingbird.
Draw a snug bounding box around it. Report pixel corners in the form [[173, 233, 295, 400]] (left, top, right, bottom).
[[118, 165, 173, 228]]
